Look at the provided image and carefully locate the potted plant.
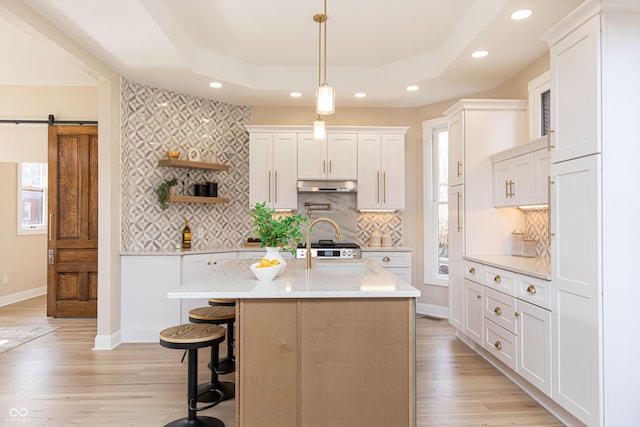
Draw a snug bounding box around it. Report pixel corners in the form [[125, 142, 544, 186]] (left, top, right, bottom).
[[249, 202, 307, 256], [156, 177, 178, 210]]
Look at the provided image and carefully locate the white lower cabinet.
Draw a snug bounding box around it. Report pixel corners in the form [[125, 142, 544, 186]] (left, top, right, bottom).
[[362, 251, 412, 284], [463, 258, 552, 398], [180, 252, 237, 323]]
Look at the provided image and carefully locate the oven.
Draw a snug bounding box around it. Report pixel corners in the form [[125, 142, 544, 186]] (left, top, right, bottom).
[[295, 239, 361, 259]]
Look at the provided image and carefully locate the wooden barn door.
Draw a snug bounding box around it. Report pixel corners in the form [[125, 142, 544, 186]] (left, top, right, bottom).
[[47, 125, 98, 317]]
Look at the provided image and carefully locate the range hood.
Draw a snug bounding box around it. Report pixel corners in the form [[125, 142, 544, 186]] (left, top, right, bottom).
[[297, 180, 357, 193]]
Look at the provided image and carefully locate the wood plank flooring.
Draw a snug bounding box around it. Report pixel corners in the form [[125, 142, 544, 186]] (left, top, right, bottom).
[[0, 296, 563, 426]]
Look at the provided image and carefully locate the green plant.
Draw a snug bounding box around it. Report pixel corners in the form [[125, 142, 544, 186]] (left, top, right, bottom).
[[249, 202, 307, 254], [155, 177, 178, 210]]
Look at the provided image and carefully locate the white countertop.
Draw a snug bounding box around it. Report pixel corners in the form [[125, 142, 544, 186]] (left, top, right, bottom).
[[168, 258, 421, 299], [121, 245, 413, 256], [465, 254, 551, 280]]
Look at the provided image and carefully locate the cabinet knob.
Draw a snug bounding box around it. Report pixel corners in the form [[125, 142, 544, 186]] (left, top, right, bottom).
[[469, 267, 475, 275], [526, 285, 536, 295], [477, 294, 481, 299], [494, 275, 501, 283], [494, 307, 502, 316], [494, 341, 502, 351], [382, 256, 390, 262], [207, 261, 211, 265], [515, 311, 521, 317]]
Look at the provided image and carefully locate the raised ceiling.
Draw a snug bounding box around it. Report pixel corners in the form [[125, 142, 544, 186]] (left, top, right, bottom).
[[4, 0, 583, 108]]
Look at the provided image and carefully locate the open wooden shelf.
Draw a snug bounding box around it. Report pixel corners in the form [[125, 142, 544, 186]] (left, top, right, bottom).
[[167, 195, 230, 204], [158, 158, 230, 171]]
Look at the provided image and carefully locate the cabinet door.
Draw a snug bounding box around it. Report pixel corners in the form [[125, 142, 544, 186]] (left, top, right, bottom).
[[516, 299, 552, 397], [272, 133, 298, 209], [493, 159, 512, 207], [249, 133, 272, 207], [297, 132, 326, 179], [551, 155, 601, 425], [534, 149, 551, 205], [327, 133, 357, 179], [463, 279, 483, 346], [357, 134, 382, 209], [511, 152, 535, 205], [448, 112, 464, 186], [550, 15, 601, 163], [448, 254, 464, 331], [381, 134, 405, 209]]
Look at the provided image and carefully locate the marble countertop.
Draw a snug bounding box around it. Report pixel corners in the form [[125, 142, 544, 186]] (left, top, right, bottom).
[[121, 245, 413, 256], [464, 254, 551, 280], [168, 258, 421, 299]]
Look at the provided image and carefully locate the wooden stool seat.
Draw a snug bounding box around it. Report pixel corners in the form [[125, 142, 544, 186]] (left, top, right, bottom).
[[189, 306, 235, 322], [208, 298, 236, 307], [159, 323, 226, 427]]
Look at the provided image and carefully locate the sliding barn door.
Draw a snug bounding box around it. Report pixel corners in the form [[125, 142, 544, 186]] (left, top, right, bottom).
[[47, 125, 98, 317]]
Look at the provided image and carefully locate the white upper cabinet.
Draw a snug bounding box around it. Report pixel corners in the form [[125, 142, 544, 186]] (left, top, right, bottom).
[[550, 15, 601, 163], [297, 133, 357, 180], [357, 133, 405, 210], [249, 132, 298, 209]]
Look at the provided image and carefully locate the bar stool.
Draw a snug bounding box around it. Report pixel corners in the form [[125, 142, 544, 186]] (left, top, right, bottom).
[[189, 306, 236, 401], [207, 299, 236, 374], [208, 298, 235, 307], [159, 323, 226, 427]]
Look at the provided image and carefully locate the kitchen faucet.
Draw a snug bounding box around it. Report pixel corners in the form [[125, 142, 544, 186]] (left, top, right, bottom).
[[305, 217, 342, 269]]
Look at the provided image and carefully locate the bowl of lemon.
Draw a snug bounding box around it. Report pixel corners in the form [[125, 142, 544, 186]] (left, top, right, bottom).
[[249, 258, 283, 282]]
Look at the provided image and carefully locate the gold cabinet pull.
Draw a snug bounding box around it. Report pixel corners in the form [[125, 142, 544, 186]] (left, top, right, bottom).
[[457, 192, 462, 232], [548, 176, 555, 238], [382, 256, 390, 262], [494, 341, 502, 350], [547, 129, 555, 152], [268, 170, 272, 202], [329, 160, 332, 174], [505, 180, 510, 198], [494, 275, 501, 283], [383, 171, 387, 203], [457, 161, 462, 177], [526, 285, 537, 295], [377, 171, 380, 203], [275, 170, 278, 203], [494, 307, 502, 316], [323, 160, 326, 174], [515, 311, 521, 317], [469, 267, 475, 275], [510, 180, 515, 197]]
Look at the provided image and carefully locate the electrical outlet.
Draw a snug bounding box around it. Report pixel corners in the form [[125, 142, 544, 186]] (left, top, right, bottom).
[[197, 228, 204, 239], [2, 274, 7, 285]]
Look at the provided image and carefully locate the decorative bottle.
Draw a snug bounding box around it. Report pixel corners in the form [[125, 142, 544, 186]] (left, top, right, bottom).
[[182, 220, 192, 249]]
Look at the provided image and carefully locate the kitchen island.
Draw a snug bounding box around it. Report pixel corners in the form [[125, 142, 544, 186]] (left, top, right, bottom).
[[168, 258, 420, 427]]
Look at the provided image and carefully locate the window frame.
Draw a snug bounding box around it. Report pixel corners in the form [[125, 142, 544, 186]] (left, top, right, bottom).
[[17, 162, 48, 235], [528, 70, 551, 140], [422, 117, 449, 287]]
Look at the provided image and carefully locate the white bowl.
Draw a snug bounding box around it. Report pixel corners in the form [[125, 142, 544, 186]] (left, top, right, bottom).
[[250, 262, 283, 282]]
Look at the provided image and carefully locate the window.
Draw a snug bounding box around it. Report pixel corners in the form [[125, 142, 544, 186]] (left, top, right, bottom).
[[528, 71, 551, 139], [18, 162, 48, 235], [423, 118, 449, 287]]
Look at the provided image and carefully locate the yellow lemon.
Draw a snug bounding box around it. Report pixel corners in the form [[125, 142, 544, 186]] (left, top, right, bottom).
[[259, 258, 271, 268], [270, 259, 280, 266]]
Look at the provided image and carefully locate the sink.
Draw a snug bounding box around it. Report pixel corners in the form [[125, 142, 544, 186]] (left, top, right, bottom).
[[314, 262, 374, 276]]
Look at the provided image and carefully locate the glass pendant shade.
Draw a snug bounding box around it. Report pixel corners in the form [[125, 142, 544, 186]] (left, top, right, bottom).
[[313, 117, 326, 139], [316, 84, 335, 115]]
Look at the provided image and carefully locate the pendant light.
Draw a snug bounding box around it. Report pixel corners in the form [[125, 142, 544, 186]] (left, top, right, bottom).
[[314, 0, 334, 116], [313, 115, 326, 139]]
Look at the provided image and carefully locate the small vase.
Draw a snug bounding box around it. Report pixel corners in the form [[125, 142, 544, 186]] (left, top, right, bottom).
[[264, 246, 286, 276]]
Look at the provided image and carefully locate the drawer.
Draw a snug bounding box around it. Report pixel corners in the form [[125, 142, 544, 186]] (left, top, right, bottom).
[[385, 267, 412, 284], [485, 320, 518, 371], [362, 252, 411, 268], [484, 287, 518, 334], [483, 265, 516, 296], [463, 260, 483, 283], [516, 274, 551, 310]]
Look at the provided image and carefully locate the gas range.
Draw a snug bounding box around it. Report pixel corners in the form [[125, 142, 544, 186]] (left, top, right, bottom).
[[295, 240, 361, 259]]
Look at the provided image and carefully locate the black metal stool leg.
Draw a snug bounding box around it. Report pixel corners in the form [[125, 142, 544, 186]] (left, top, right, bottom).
[[198, 337, 235, 402], [216, 321, 235, 375]]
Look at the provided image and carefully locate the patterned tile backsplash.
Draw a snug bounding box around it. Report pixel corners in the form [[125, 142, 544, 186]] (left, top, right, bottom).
[[120, 79, 403, 251], [524, 208, 550, 258]]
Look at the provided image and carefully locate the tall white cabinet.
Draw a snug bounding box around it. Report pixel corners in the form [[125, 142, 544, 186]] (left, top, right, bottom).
[[444, 99, 527, 331], [543, 2, 640, 425]]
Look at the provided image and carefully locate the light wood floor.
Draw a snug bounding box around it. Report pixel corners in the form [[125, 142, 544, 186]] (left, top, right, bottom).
[[0, 296, 563, 426]]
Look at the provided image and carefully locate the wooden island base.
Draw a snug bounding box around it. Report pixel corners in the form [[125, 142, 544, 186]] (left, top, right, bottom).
[[236, 297, 416, 427]]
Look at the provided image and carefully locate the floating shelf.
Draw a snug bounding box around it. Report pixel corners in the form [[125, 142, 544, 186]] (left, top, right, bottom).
[[167, 195, 230, 204], [158, 158, 230, 171]]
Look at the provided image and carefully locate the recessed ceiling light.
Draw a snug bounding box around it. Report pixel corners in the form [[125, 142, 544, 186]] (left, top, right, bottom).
[[354, 92, 367, 98], [290, 92, 302, 98], [472, 50, 489, 58], [406, 85, 419, 92], [209, 82, 222, 89], [511, 9, 533, 20]]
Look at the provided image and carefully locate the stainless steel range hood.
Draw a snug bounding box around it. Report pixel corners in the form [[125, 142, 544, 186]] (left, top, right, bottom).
[[297, 180, 357, 193]]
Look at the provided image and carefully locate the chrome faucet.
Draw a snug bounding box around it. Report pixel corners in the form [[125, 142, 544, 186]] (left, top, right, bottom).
[[305, 217, 342, 269]]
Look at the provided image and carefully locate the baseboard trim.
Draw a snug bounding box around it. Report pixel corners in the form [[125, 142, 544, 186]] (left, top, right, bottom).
[[416, 302, 448, 319], [93, 330, 122, 350], [454, 330, 585, 427], [0, 286, 46, 308]]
